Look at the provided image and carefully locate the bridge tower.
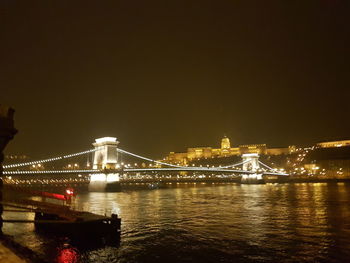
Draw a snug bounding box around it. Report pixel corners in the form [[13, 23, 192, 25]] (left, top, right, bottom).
[[90, 137, 120, 192], [241, 153, 263, 183], [242, 153, 260, 172], [92, 137, 119, 170]]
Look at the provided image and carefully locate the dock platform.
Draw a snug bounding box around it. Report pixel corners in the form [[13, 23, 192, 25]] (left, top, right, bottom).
[[1, 187, 121, 239]]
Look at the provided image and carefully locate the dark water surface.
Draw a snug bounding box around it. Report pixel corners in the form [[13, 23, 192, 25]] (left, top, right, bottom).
[[3, 183, 350, 263]]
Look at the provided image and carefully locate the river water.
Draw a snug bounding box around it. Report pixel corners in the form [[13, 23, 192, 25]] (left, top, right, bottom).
[[3, 182, 350, 263]]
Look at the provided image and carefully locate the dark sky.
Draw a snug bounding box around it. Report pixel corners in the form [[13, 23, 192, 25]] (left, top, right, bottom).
[[1, 1, 349, 159]]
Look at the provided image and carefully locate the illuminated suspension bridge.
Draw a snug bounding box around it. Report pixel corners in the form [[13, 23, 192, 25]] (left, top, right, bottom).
[[2, 137, 288, 188]]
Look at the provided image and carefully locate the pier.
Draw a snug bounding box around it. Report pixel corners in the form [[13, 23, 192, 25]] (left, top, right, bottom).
[[1, 186, 121, 239]]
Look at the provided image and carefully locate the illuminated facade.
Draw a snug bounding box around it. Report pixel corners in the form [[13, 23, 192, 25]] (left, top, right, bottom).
[[166, 137, 294, 164], [239, 144, 267, 155], [221, 136, 230, 149], [317, 140, 350, 148]]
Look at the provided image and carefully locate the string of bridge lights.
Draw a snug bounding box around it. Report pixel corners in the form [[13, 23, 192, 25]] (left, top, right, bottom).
[[3, 145, 279, 175], [117, 148, 263, 171], [3, 148, 98, 169], [117, 148, 187, 168], [123, 167, 254, 173], [3, 169, 97, 175]]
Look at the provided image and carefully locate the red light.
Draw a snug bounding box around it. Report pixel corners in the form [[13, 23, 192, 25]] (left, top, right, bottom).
[[57, 247, 79, 263]]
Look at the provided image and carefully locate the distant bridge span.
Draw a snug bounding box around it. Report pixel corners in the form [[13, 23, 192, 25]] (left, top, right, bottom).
[[3, 168, 288, 176], [123, 167, 287, 176]]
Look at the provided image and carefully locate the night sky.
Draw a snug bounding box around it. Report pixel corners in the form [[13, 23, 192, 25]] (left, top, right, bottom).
[[1, 1, 349, 159]]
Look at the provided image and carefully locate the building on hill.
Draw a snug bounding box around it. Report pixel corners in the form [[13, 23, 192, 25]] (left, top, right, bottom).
[[221, 136, 230, 149], [238, 144, 267, 155], [166, 137, 295, 165], [317, 139, 350, 148]]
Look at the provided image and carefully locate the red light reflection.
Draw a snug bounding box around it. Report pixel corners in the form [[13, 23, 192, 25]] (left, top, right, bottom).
[[57, 246, 79, 263]]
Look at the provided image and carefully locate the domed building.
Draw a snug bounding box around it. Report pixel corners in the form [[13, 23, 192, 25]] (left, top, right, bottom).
[[167, 136, 240, 165], [165, 136, 293, 165], [221, 136, 230, 149]]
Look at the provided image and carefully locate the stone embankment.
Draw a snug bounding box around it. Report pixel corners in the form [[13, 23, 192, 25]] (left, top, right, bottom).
[[0, 105, 25, 262]]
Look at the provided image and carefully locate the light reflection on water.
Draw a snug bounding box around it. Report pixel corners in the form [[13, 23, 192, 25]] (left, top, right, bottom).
[[3, 183, 350, 263]]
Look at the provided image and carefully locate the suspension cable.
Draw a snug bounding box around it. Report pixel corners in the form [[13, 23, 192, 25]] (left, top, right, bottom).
[[3, 169, 97, 175], [3, 149, 97, 169], [4, 146, 264, 171], [258, 161, 275, 171], [118, 148, 252, 170], [117, 148, 188, 168], [220, 159, 251, 169]]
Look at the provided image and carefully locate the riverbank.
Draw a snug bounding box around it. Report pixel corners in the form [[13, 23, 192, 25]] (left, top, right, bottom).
[[0, 235, 47, 263], [0, 242, 25, 263], [4, 177, 350, 192]]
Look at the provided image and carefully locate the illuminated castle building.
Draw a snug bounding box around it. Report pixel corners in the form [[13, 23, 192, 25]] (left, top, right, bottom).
[[317, 139, 350, 148], [166, 136, 295, 165]]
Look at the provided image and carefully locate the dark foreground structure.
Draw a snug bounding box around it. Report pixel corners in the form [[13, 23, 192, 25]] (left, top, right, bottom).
[[0, 105, 17, 233], [0, 106, 121, 262]]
